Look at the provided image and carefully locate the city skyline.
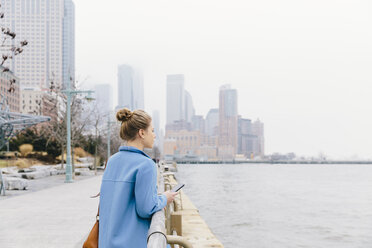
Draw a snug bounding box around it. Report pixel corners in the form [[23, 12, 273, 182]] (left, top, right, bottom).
[[73, 0, 372, 159], [164, 80, 264, 160]]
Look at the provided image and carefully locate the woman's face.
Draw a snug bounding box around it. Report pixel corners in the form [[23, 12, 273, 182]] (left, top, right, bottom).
[[143, 122, 156, 149]]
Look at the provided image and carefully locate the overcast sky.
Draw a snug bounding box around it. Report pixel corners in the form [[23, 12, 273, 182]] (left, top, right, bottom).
[[75, 0, 372, 159]]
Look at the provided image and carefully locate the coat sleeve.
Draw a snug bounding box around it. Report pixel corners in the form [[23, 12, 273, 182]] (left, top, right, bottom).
[[134, 160, 167, 219]]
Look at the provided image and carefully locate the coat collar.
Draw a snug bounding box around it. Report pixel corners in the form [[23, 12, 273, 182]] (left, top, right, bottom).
[[119, 146, 151, 159]]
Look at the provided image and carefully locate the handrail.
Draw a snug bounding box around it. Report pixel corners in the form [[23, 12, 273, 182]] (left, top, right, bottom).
[[147, 163, 167, 247], [147, 209, 167, 247], [167, 235, 193, 248], [148, 162, 193, 248]]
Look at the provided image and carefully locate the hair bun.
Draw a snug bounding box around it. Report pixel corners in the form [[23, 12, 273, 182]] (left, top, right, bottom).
[[116, 108, 133, 122]]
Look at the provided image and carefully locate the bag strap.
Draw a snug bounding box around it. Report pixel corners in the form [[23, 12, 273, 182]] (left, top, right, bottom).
[[96, 203, 100, 220]]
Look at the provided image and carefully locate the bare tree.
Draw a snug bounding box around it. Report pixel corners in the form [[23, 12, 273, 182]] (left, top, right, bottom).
[[40, 78, 91, 168], [0, 4, 28, 91], [84, 101, 108, 173]]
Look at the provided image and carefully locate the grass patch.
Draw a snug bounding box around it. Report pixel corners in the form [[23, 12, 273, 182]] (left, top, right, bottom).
[[0, 160, 8, 168]]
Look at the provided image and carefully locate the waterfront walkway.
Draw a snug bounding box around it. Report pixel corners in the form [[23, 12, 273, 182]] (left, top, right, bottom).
[[0, 175, 102, 248]]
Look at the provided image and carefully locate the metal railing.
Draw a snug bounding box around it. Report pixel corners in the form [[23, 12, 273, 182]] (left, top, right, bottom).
[[147, 162, 192, 248]]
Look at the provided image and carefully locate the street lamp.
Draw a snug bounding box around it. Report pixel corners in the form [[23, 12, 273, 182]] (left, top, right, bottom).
[[62, 82, 94, 183]]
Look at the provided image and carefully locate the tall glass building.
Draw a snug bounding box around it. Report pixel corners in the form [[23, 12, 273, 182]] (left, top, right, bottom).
[[62, 0, 75, 89], [166, 74, 185, 124], [218, 84, 238, 158], [117, 64, 144, 111], [2, 0, 75, 113]]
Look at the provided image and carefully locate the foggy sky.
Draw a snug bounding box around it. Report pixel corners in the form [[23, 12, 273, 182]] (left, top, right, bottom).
[[75, 0, 372, 159]]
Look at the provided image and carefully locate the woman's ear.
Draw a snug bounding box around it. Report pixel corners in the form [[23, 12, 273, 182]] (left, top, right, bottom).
[[139, 129, 145, 139]]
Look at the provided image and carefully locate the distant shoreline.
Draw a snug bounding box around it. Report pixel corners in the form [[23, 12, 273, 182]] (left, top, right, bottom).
[[174, 160, 372, 164]]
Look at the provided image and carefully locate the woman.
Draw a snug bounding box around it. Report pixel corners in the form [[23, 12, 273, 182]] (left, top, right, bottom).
[[99, 108, 178, 247]]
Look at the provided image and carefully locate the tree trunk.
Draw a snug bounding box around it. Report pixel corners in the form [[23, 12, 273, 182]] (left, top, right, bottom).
[[94, 127, 98, 175], [72, 146, 75, 179], [61, 145, 65, 170]]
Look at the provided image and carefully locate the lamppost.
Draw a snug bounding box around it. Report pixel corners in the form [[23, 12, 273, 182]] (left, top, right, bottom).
[[62, 82, 94, 183]]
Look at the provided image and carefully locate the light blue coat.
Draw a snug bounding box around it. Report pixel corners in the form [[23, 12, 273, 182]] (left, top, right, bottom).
[[98, 146, 167, 248]]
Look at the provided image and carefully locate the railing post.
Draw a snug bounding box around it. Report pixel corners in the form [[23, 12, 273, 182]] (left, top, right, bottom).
[[171, 212, 182, 236], [167, 235, 193, 248]]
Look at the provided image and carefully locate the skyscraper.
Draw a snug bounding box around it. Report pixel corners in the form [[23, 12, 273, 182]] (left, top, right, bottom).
[[205, 108, 219, 136], [117, 64, 144, 110], [191, 115, 205, 133], [252, 119, 265, 158], [3, 0, 74, 89], [152, 110, 160, 141], [94, 84, 113, 116], [218, 84, 238, 159], [62, 0, 75, 88], [166, 74, 185, 124], [184, 90, 195, 123], [2, 0, 75, 113], [152, 110, 164, 152], [0, 67, 20, 112], [238, 117, 255, 157]]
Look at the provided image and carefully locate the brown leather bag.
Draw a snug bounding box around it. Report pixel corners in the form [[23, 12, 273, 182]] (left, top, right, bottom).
[[83, 205, 99, 248]]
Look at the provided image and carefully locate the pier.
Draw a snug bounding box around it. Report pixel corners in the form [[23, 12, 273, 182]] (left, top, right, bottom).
[[0, 163, 224, 247], [0, 175, 100, 247], [159, 162, 224, 248], [175, 160, 372, 164]]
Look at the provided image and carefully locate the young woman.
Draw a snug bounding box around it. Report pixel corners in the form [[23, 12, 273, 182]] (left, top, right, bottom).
[[99, 108, 178, 247]]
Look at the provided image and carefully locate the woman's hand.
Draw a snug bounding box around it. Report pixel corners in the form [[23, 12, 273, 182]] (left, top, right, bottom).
[[162, 191, 179, 205]]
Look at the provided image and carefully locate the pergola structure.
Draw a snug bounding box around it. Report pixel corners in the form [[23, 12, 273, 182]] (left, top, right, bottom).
[[0, 94, 50, 149]]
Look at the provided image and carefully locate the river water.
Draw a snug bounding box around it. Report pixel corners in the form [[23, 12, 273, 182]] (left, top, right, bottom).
[[176, 164, 372, 248]]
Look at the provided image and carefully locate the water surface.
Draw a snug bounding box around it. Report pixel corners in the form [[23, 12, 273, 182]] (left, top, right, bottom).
[[176, 164, 372, 248]]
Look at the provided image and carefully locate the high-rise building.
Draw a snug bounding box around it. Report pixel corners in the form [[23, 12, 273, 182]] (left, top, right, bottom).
[[152, 110, 160, 139], [117, 64, 144, 111], [238, 117, 256, 158], [184, 90, 194, 123], [0, 68, 20, 112], [252, 119, 265, 158], [164, 129, 201, 157], [205, 108, 219, 136], [94, 84, 113, 116], [166, 74, 184, 124], [218, 84, 238, 159], [2, 0, 75, 113], [21, 88, 43, 115], [166, 75, 196, 125], [165, 120, 192, 132], [191, 115, 205, 133], [152, 110, 164, 153], [62, 0, 75, 89]]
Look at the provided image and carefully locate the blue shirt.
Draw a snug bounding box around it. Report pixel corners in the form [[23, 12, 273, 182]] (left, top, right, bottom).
[[99, 146, 167, 248]]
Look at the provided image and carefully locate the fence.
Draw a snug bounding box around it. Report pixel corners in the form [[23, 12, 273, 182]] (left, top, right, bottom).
[[147, 162, 193, 248]]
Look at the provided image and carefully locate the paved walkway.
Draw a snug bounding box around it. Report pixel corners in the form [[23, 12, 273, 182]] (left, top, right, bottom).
[[0, 175, 102, 248]]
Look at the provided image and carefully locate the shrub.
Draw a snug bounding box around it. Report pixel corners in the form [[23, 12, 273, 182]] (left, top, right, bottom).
[[15, 160, 28, 169], [74, 147, 87, 158], [45, 139, 61, 159], [19, 144, 33, 157]]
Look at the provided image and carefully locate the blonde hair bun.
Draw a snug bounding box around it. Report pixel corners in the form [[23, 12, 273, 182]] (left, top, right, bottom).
[[116, 108, 133, 122]]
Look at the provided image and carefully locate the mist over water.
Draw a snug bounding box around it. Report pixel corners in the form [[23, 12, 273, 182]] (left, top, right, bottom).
[[176, 164, 372, 248]]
